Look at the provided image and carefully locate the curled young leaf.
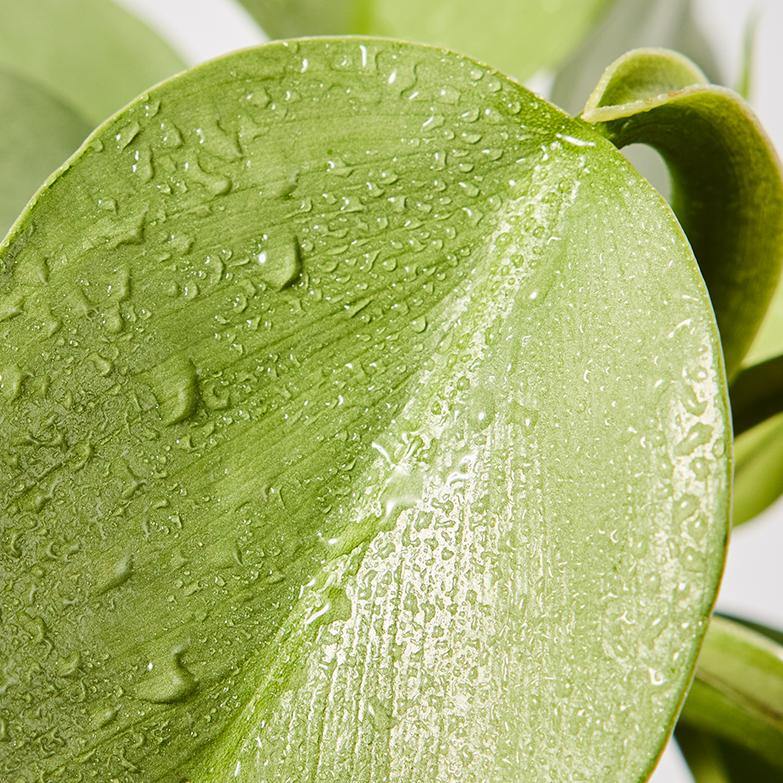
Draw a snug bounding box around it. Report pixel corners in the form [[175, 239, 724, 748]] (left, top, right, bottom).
[[0, 40, 730, 781], [582, 48, 783, 379]]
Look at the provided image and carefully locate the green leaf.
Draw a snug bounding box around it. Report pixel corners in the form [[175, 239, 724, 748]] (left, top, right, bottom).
[[0, 39, 730, 781], [733, 413, 783, 525], [239, 0, 612, 81], [0, 68, 90, 237], [0, 0, 185, 123], [676, 724, 782, 783], [729, 354, 783, 437], [581, 48, 783, 380], [678, 616, 783, 775], [552, 0, 722, 117]]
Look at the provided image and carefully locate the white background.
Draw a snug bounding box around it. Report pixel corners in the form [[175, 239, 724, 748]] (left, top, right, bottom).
[[116, 2, 783, 780]]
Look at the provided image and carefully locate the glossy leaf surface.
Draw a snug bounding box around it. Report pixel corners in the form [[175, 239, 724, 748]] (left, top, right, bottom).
[[239, 0, 611, 80], [0, 39, 730, 782], [0, 0, 185, 123], [0, 69, 90, 236], [582, 48, 783, 380]]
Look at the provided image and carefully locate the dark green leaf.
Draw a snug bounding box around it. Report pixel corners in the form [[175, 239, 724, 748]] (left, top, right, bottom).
[[729, 354, 783, 437], [678, 616, 783, 777]]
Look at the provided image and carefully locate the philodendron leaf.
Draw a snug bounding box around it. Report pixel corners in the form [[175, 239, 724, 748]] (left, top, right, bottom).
[[238, 0, 612, 81], [0, 69, 90, 237], [0, 0, 185, 124], [678, 616, 783, 772], [582, 48, 783, 379], [0, 40, 730, 781]]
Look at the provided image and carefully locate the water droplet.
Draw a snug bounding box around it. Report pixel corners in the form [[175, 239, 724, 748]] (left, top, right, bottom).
[[115, 120, 141, 150], [409, 315, 427, 333], [0, 293, 24, 322], [258, 235, 302, 291], [158, 356, 200, 425], [96, 554, 133, 595], [0, 365, 24, 401], [135, 647, 197, 704]]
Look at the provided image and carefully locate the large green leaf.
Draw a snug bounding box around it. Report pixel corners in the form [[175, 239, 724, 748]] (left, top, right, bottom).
[[678, 616, 783, 774], [0, 0, 185, 124], [581, 48, 783, 380], [239, 0, 612, 81], [0, 68, 90, 237], [0, 39, 730, 781]]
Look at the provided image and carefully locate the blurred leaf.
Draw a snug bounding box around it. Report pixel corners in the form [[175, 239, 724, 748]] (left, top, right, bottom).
[[0, 0, 185, 123], [736, 9, 759, 100], [0, 69, 90, 237], [0, 39, 730, 782], [238, 0, 613, 80], [733, 414, 783, 525], [676, 724, 781, 782], [678, 616, 783, 776], [552, 0, 722, 116], [582, 48, 783, 379], [730, 354, 783, 437]]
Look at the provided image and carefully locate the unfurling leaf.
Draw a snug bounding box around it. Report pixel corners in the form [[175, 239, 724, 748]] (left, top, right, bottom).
[[582, 48, 783, 380], [0, 69, 90, 236]]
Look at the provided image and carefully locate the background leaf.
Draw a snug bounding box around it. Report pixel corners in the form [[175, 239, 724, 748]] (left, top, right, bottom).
[[0, 39, 729, 781], [0, 68, 90, 237], [238, 0, 613, 81], [0, 0, 185, 123], [678, 616, 783, 774], [552, 0, 722, 116]]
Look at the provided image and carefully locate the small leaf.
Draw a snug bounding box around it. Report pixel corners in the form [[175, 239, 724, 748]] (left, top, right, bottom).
[[552, 0, 722, 116], [0, 40, 730, 781], [678, 615, 783, 774], [582, 48, 783, 379], [239, 0, 613, 80], [0, 68, 90, 236], [0, 0, 185, 123]]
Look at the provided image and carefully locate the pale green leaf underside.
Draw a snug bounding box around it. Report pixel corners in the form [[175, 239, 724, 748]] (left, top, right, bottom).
[[239, 0, 611, 80], [0, 0, 185, 124], [0, 69, 90, 237], [0, 39, 729, 782]]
